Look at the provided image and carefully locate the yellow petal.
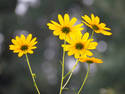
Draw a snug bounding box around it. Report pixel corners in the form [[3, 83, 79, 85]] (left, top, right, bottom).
[[9, 45, 15, 50], [50, 20, 60, 27], [64, 14, 70, 25], [13, 50, 19, 53], [94, 16, 100, 24], [62, 44, 70, 51], [21, 34, 26, 42], [59, 33, 65, 40], [67, 51, 73, 56], [28, 50, 34, 54], [26, 34, 32, 42], [88, 42, 98, 49], [73, 23, 83, 28], [74, 53, 80, 58], [18, 52, 24, 57], [11, 39, 17, 45], [85, 50, 93, 56], [82, 32, 89, 41], [101, 30, 112, 36], [30, 37, 37, 45], [82, 15, 91, 24], [47, 23, 60, 30], [53, 30, 61, 36], [99, 23, 106, 27], [91, 14, 95, 22], [70, 32, 82, 42], [58, 14, 64, 25], [104, 27, 111, 30], [69, 17, 77, 25], [15, 36, 21, 45], [30, 46, 37, 49]]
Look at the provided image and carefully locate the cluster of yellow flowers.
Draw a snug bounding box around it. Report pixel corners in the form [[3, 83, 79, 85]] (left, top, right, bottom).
[[9, 13, 112, 94], [47, 13, 112, 64]]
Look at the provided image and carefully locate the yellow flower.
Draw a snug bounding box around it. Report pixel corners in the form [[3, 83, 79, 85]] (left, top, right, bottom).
[[9, 34, 37, 57], [47, 13, 84, 40], [79, 57, 103, 64], [62, 32, 98, 58], [82, 14, 112, 36]]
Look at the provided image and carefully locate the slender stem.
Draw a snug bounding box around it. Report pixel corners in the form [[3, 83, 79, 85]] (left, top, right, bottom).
[[62, 60, 79, 89], [25, 54, 40, 94], [77, 64, 90, 94], [63, 61, 78, 80], [91, 30, 94, 39], [63, 70, 71, 79], [59, 40, 66, 94]]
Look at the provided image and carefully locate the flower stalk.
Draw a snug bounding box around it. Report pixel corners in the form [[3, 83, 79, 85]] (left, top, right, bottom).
[[77, 64, 90, 94], [59, 40, 66, 94], [62, 60, 79, 89], [25, 54, 40, 94]]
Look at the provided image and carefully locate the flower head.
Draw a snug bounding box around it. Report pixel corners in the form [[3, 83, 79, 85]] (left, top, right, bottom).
[[62, 32, 98, 58], [9, 34, 37, 57], [82, 14, 112, 36], [47, 13, 84, 41], [79, 57, 103, 64]]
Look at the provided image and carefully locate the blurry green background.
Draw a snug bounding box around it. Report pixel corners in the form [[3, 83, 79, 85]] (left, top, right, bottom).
[[0, 0, 124, 94]]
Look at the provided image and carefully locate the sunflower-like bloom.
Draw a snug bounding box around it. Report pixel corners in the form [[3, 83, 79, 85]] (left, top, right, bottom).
[[47, 13, 84, 41], [9, 34, 37, 57], [62, 32, 98, 58], [82, 14, 112, 36], [79, 57, 103, 64]]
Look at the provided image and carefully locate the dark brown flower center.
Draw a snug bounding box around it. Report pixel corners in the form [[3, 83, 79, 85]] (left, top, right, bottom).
[[62, 27, 70, 34], [87, 60, 93, 64], [92, 25, 99, 30], [75, 43, 84, 50], [21, 45, 28, 51]]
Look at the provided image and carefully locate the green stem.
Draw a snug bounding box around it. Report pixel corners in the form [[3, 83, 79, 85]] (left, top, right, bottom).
[[63, 61, 78, 80], [91, 30, 94, 39], [63, 70, 71, 79], [77, 64, 90, 94], [59, 40, 66, 94], [62, 60, 79, 89], [25, 54, 40, 94]]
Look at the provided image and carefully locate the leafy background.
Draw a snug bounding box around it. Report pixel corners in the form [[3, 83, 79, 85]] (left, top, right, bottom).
[[0, 0, 124, 94]]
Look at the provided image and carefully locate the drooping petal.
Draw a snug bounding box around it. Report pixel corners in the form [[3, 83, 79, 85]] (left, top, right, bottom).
[[85, 50, 93, 56], [74, 53, 80, 58], [9, 45, 16, 50], [28, 50, 34, 54], [18, 52, 24, 57], [53, 30, 61, 36], [104, 27, 111, 30], [101, 30, 112, 36]]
